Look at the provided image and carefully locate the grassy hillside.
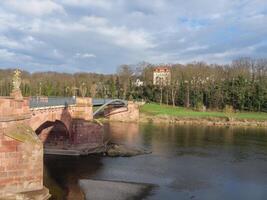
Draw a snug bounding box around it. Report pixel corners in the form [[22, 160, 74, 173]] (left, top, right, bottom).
[[140, 103, 267, 121]]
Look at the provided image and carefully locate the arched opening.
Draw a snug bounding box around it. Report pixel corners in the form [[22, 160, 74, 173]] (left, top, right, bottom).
[[36, 120, 71, 146]]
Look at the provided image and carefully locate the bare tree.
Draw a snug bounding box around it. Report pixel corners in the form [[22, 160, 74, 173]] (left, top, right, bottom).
[[90, 82, 97, 98], [117, 65, 134, 99]]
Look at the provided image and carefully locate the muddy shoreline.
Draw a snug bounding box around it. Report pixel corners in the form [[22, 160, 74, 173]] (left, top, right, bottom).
[[98, 114, 267, 128], [138, 114, 267, 128]]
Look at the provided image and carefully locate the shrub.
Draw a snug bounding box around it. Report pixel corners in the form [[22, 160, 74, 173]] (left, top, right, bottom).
[[223, 105, 234, 121], [194, 101, 206, 112]]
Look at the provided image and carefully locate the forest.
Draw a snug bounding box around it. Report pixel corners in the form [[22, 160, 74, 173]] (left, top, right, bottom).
[[0, 57, 266, 112]]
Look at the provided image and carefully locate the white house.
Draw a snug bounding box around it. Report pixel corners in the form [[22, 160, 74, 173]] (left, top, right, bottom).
[[153, 67, 171, 85], [134, 79, 144, 87]]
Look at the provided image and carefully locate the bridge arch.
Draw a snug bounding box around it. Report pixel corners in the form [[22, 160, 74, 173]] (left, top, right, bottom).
[[93, 99, 128, 117], [30, 106, 73, 131], [29, 106, 74, 144], [35, 120, 71, 143]]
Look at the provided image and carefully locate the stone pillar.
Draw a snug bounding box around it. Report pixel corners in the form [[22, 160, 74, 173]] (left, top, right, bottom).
[[0, 97, 50, 199], [73, 97, 93, 121], [105, 101, 139, 122]]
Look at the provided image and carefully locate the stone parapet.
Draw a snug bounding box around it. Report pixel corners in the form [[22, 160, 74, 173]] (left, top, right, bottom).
[[0, 97, 31, 121], [0, 121, 44, 198]]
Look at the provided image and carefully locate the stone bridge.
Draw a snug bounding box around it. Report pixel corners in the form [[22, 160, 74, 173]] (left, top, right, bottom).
[[0, 85, 139, 198], [30, 97, 93, 144], [0, 94, 96, 199]]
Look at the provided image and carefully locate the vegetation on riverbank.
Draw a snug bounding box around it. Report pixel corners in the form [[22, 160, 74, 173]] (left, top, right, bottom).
[[0, 57, 266, 113], [140, 103, 267, 122]]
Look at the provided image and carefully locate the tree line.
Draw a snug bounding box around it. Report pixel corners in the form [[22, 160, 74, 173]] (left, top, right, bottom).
[[0, 57, 266, 112]]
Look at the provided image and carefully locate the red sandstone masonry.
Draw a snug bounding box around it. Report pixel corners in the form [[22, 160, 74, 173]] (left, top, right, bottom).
[[0, 97, 43, 197], [0, 96, 94, 197], [30, 97, 93, 131], [105, 101, 139, 122]]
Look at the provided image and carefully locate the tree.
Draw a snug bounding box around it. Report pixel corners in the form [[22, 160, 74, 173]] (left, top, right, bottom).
[[117, 65, 133, 99]]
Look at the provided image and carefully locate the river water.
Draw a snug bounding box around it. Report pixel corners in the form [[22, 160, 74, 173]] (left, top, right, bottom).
[[44, 122, 267, 200]]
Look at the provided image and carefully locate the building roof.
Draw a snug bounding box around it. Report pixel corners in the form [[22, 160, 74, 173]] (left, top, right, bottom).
[[153, 66, 171, 72]]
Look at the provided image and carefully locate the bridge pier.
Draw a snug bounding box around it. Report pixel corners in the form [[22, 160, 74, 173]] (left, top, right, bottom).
[[73, 97, 93, 121], [0, 94, 50, 199]]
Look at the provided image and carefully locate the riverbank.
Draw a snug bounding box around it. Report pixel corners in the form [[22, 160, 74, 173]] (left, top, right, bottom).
[[139, 103, 267, 127]]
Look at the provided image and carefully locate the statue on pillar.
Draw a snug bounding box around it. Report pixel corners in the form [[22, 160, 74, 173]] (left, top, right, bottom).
[[10, 69, 23, 100]]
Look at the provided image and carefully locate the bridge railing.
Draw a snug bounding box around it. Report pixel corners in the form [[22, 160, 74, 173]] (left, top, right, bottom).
[[92, 98, 114, 106], [29, 96, 76, 108], [29, 97, 126, 108]]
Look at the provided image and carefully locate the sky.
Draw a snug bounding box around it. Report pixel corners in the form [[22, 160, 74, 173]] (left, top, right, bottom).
[[0, 0, 267, 73]]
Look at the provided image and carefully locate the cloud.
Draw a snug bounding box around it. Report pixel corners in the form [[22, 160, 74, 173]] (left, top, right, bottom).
[[75, 53, 96, 58], [0, 49, 15, 59], [3, 0, 64, 16], [184, 45, 209, 52], [79, 16, 156, 49], [0, 0, 267, 73], [60, 0, 112, 9]]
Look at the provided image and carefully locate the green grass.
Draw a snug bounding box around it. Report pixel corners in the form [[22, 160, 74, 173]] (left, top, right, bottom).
[[140, 103, 267, 121]]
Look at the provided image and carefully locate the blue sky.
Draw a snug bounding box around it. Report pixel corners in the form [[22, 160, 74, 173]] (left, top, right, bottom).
[[0, 0, 267, 73]]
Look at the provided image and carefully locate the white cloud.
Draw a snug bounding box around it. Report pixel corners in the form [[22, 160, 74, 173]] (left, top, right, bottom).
[[81, 16, 108, 26], [184, 45, 209, 52], [28, 15, 156, 50], [75, 53, 96, 58], [0, 49, 15, 59], [97, 26, 155, 49], [60, 0, 111, 9], [0, 36, 20, 49], [80, 16, 155, 49], [4, 0, 64, 16]]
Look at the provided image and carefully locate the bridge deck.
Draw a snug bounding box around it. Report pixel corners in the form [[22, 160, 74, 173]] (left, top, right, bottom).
[[29, 97, 126, 108], [29, 97, 76, 108]]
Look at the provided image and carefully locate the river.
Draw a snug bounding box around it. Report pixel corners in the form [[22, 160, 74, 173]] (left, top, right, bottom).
[[44, 122, 267, 200]]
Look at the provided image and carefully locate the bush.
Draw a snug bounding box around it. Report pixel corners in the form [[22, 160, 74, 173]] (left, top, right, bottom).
[[223, 105, 234, 121], [194, 101, 206, 112]]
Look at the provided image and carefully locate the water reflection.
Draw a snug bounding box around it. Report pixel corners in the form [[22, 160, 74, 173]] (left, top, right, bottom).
[[45, 122, 267, 200], [44, 155, 103, 199]]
